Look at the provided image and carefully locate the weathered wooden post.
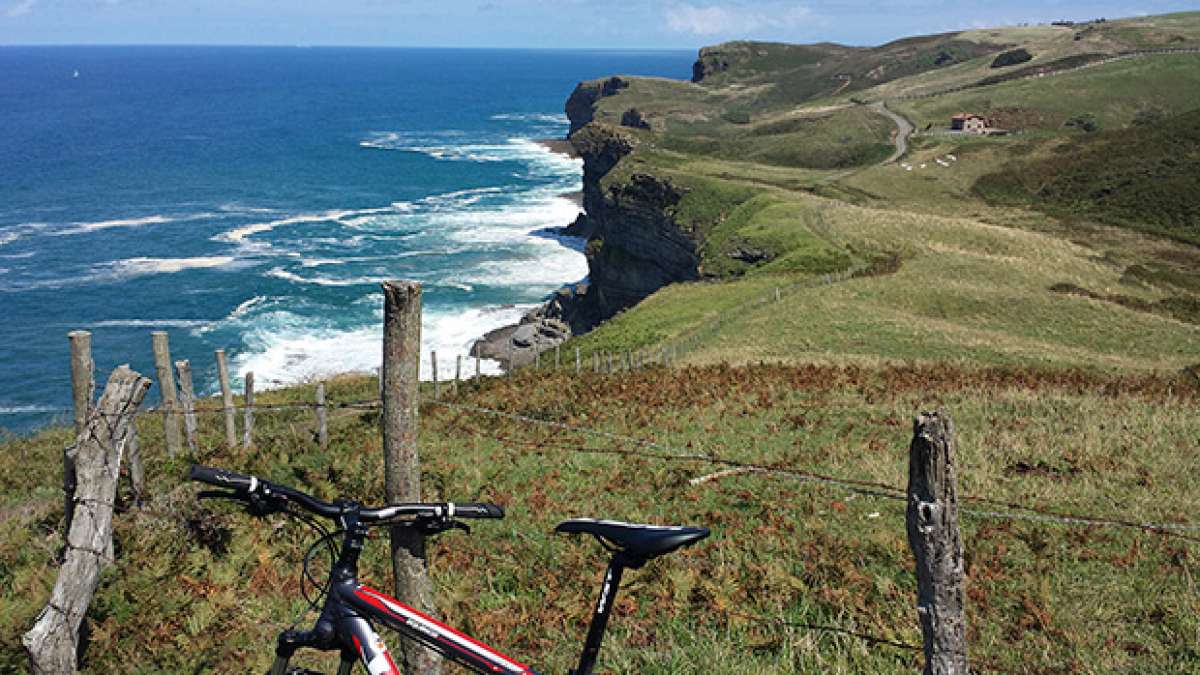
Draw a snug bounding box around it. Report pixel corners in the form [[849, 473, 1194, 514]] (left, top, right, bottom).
[[575, 346, 581, 375], [592, 352, 598, 373], [507, 340, 515, 375], [68, 331, 94, 439], [535, 349, 541, 370], [174, 360, 198, 453], [215, 349, 237, 448], [65, 331, 94, 532], [126, 418, 145, 506], [242, 372, 255, 449], [24, 366, 151, 675], [906, 410, 969, 675], [315, 382, 328, 451], [475, 355, 482, 379], [775, 287, 781, 302], [381, 281, 442, 675], [453, 356, 461, 396], [150, 331, 183, 455], [431, 351, 440, 400]]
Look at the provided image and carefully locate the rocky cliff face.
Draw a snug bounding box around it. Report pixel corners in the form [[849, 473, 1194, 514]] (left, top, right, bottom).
[[545, 115, 701, 333], [564, 76, 630, 135], [473, 77, 704, 366]]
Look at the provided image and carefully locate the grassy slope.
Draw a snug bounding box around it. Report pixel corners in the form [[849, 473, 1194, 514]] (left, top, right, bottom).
[[892, 53, 1200, 133], [2, 369, 1198, 673], [5, 12, 1200, 675], [972, 108, 1200, 244]]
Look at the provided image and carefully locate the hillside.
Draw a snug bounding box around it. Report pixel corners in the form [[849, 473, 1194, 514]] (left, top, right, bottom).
[[5, 11, 1200, 675]]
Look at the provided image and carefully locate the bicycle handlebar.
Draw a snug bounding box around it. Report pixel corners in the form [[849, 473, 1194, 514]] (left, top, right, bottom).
[[189, 464, 504, 523]]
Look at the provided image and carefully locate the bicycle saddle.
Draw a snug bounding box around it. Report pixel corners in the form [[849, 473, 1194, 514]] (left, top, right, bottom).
[[555, 519, 709, 561]]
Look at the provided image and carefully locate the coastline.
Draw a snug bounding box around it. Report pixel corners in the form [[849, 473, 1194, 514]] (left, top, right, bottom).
[[469, 138, 587, 370]]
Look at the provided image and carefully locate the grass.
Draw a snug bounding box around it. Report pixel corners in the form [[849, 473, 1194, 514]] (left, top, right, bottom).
[[2, 366, 1198, 673], [6, 10, 1200, 674], [893, 53, 1200, 133], [972, 108, 1200, 245]]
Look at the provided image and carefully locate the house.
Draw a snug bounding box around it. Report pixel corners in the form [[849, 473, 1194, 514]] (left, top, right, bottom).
[[950, 113, 988, 133]]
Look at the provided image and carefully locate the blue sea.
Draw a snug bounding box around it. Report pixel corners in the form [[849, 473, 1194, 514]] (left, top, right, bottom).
[[0, 46, 693, 434]]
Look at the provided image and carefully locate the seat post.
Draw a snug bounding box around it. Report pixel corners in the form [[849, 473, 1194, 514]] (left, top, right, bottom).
[[570, 554, 633, 675]]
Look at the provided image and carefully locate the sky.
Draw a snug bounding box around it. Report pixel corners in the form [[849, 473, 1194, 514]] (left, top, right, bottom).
[[1, 1, 1197, 49]]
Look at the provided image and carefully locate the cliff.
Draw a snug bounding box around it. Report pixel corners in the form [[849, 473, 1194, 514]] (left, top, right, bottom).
[[549, 111, 701, 333]]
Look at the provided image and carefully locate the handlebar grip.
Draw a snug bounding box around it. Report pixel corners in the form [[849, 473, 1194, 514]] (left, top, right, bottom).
[[189, 464, 258, 492], [453, 503, 505, 519]]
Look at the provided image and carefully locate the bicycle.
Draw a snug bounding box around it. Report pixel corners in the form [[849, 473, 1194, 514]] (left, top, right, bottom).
[[188, 465, 710, 675]]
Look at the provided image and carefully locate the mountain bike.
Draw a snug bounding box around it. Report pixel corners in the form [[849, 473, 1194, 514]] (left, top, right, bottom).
[[189, 465, 709, 675]]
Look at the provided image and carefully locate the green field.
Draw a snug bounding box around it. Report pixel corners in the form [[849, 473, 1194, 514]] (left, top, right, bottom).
[[3, 368, 1198, 673]]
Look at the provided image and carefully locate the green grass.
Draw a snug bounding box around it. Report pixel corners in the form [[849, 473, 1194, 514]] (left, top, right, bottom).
[[2, 366, 1198, 673], [894, 53, 1200, 133], [973, 108, 1200, 244]]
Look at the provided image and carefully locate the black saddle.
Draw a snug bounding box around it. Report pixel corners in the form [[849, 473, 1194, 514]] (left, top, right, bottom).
[[556, 518, 709, 564]]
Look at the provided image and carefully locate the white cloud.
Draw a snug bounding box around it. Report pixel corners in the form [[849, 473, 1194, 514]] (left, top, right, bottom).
[[6, 0, 36, 18], [666, 3, 811, 36]]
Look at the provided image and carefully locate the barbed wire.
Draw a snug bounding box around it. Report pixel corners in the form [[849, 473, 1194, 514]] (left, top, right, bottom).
[[428, 399, 1200, 541], [26, 384, 1200, 541]]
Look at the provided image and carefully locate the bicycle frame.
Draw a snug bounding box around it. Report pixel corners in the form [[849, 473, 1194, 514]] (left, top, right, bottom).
[[267, 507, 629, 675]]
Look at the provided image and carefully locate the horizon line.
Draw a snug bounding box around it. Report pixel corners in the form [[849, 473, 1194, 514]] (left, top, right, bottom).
[[0, 42, 703, 52]]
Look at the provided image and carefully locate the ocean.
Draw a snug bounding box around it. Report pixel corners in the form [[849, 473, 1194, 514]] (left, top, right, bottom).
[[0, 46, 694, 434]]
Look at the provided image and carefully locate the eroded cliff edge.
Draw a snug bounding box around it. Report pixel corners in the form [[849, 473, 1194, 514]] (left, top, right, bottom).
[[472, 79, 703, 367]]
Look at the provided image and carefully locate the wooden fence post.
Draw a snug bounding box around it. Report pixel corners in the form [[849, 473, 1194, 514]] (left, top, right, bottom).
[[381, 281, 442, 675], [174, 360, 198, 453], [507, 341, 514, 375], [431, 351, 440, 400], [68, 331, 94, 439], [127, 417, 145, 506], [65, 331, 94, 533], [475, 355, 481, 379], [215, 349, 237, 448], [315, 382, 328, 451], [242, 372, 254, 449], [535, 350, 541, 370], [906, 410, 969, 675], [24, 366, 151, 675], [575, 346, 581, 375], [150, 332, 183, 456], [454, 356, 461, 397]]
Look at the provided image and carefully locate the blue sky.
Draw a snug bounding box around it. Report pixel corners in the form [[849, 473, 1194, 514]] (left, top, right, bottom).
[[2, 1, 1196, 48]]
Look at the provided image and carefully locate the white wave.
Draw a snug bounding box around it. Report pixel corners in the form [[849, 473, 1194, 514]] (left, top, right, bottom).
[[215, 206, 395, 243], [266, 267, 395, 287], [219, 203, 280, 215], [490, 112, 570, 124], [90, 319, 212, 328], [0, 222, 51, 247], [0, 404, 63, 415], [229, 295, 270, 319], [0, 251, 36, 259], [108, 256, 237, 277], [62, 214, 175, 234], [232, 303, 529, 386]]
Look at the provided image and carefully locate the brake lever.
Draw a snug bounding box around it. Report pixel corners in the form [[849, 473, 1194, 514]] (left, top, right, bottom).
[[246, 492, 285, 517], [407, 516, 470, 536]]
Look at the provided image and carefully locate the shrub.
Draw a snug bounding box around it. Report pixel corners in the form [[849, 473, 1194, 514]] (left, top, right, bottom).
[[991, 48, 1033, 68]]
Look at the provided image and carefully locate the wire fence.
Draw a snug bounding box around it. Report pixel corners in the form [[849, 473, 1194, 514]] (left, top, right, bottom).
[[36, 328, 1200, 670]]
